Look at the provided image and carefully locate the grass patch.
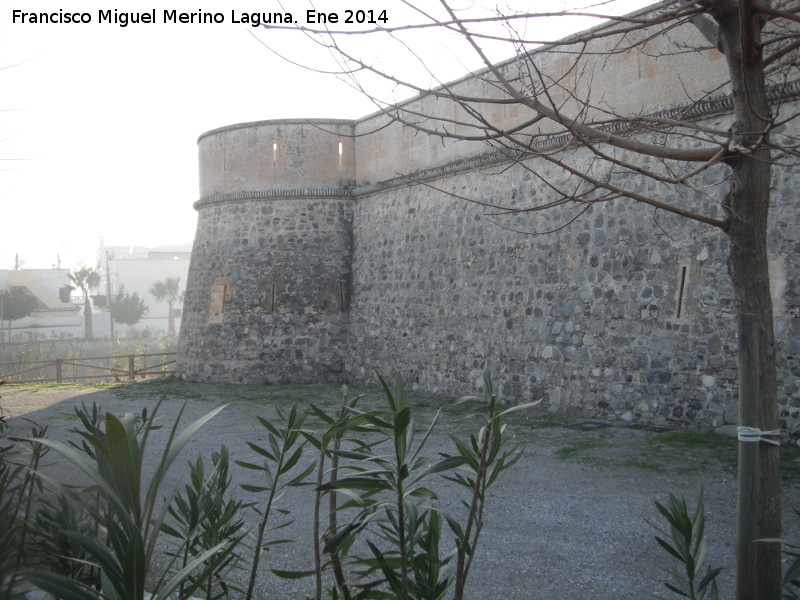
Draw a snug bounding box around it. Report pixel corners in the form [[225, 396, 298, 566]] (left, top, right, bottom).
[[552, 428, 740, 475], [556, 439, 605, 460], [647, 430, 738, 473], [1, 382, 116, 394], [6, 379, 800, 482], [617, 456, 667, 472], [656, 430, 737, 451], [508, 411, 571, 429], [779, 444, 800, 481]]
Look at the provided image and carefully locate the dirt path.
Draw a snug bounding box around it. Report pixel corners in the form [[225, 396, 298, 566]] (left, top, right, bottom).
[[2, 381, 798, 600]]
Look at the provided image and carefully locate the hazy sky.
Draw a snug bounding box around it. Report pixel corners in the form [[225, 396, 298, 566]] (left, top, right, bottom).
[[0, 0, 647, 271]]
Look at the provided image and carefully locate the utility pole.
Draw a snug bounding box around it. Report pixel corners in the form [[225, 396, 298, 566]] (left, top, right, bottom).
[[106, 251, 115, 339]]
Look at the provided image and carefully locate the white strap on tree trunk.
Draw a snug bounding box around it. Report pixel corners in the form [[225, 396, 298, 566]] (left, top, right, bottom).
[[737, 426, 781, 445]]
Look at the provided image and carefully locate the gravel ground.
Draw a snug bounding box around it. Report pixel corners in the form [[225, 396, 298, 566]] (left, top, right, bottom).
[[2, 379, 799, 600]]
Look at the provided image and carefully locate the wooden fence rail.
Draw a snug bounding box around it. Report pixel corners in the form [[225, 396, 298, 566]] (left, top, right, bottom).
[[0, 352, 177, 384]]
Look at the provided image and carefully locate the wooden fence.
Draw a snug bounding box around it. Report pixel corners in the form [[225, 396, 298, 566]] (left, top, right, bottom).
[[0, 352, 177, 384]]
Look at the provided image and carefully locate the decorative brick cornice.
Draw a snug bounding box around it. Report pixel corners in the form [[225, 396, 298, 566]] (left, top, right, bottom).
[[353, 81, 800, 197], [194, 187, 355, 209]]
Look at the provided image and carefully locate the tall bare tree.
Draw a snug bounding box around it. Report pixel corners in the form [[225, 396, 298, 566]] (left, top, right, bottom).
[[263, 1, 799, 597]]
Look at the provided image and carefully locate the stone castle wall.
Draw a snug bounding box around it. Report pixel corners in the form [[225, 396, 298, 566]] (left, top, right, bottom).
[[178, 121, 356, 383], [346, 130, 798, 428], [177, 11, 800, 431]]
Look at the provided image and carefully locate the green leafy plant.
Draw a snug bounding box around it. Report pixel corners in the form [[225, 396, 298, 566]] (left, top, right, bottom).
[[292, 368, 531, 600], [5, 371, 529, 600], [442, 368, 533, 600], [0, 417, 49, 600], [235, 404, 317, 600], [30, 493, 102, 590], [162, 445, 247, 600], [308, 374, 460, 599], [650, 488, 722, 600], [297, 384, 366, 600], [759, 508, 800, 600], [778, 533, 800, 600], [22, 399, 232, 600], [109, 286, 149, 330]]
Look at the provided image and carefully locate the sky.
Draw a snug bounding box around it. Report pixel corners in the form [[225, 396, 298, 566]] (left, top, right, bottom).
[[0, 0, 648, 271]]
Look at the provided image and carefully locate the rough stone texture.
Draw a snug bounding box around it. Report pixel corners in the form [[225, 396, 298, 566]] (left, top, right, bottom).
[[178, 121, 355, 383], [177, 14, 800, 434], [347, 150, 727, 427]]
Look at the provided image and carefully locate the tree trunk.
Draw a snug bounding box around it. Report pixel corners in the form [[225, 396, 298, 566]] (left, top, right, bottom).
[[715, 1, 781, 598], [83, 296, 94, 339], [168, 302, 175, 336]]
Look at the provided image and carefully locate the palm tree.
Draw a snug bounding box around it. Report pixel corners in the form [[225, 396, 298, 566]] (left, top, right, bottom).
[[68, 266, 101, 339], [149, 277, 182, 336]]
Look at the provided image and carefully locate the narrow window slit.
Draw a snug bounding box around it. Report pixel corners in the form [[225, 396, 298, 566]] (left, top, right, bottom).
[[338, 141, 343, 167], [339, 280, 345, 311], [676, 265, 688, 318], [273, 142, 277, 163], [271, 283, 276, 312]]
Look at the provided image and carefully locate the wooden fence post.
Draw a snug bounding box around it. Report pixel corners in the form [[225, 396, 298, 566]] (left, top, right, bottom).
[[55, 359, 63, 384], [128, 355, 135, 381], [736, 312, 759, 600]]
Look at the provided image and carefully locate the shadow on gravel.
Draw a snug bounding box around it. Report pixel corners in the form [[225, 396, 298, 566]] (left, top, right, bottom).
[[1, 379, 798, 600]]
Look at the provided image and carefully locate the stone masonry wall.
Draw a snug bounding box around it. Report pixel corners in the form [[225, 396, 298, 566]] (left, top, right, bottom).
[[178, 197, 354, 383], [177, 9, 800, 433], [346, 134, 799, 430], [178, 121, 356, 383]]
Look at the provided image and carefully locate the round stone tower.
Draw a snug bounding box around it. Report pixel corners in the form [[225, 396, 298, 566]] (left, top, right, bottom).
[[177, 119, 356, 383]]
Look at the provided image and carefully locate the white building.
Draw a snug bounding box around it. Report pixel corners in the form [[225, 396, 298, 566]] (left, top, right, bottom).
[[97, 241, 191, 336], [0, 268, 82, 341]]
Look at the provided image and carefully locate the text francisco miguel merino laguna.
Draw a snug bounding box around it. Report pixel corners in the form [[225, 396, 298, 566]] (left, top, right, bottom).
[[10, 8, 389, 27]]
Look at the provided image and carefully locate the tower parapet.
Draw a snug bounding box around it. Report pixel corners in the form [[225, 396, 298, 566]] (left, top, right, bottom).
[[177, 120, 356, 383]]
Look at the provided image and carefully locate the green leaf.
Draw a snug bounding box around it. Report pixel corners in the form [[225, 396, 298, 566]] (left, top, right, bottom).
[[246, 442, 277, 462], [240, 484, 270, 493], [308, 403, 335, 425], [285, 460, 318, 487], [394, 373, 406, 412], [498, 400, 542, 417], [144, 403, 228, 523], [234, 459, 265, 471], [272, 568, 318, 579], [280, 445, 305, 475], [329, 449, 376, 461], [698, 567, 723, 591], [482, 364, 493, 397], [655, 535, 686, 563], [122, 533, 146, 600], [256, 415, 281, 438], [363, 414, 395, 430], [155, 540, 231, 600], [664, 581, 691, 597], [410, 409, 441, 465], [21, 571, 99, 600], [319, 477, 392, 493], [444, 514, 464, 540], [323, 521, 363, 554], [414, 456, 471, 482], [32, 437, 126, 510], [376, 371, 396, 413], [394, 407, 411, 438], [407, 486, 438, 499]]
